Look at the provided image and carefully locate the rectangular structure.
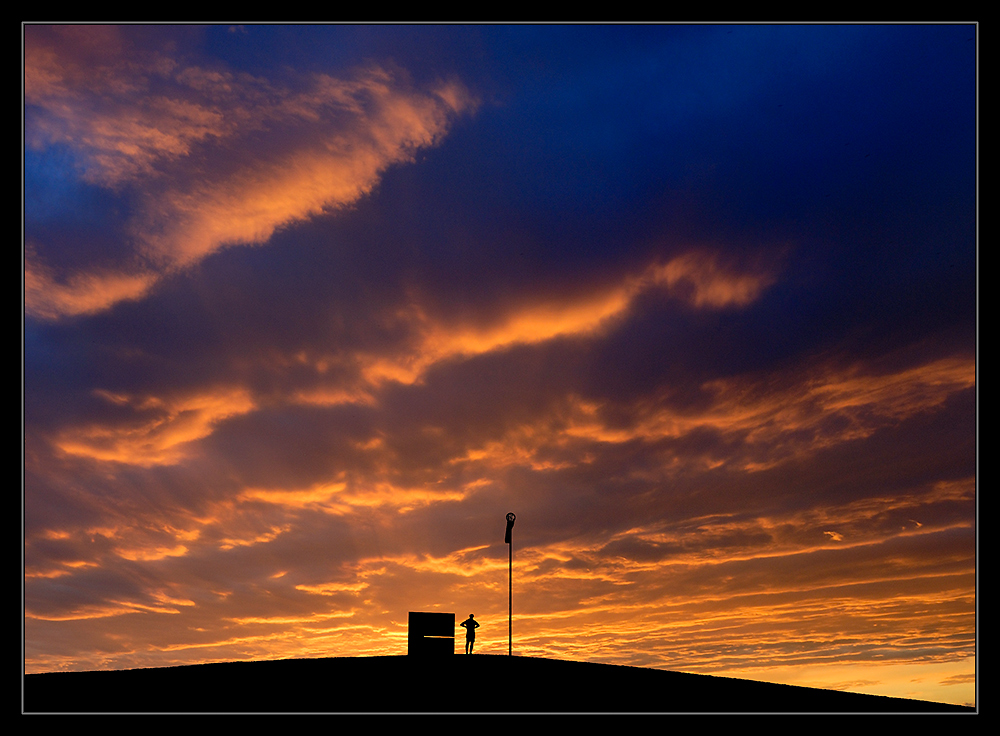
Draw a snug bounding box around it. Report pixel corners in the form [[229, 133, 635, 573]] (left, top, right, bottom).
[[407, 611, 455, 656]]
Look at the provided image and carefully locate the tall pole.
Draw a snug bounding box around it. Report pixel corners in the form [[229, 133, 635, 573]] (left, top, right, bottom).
[[505, 512, 516, 657], [508, 533, 512, 656]]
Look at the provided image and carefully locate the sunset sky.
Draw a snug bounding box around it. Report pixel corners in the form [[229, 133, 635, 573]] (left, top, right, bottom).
[[23, 24, 976, 708]]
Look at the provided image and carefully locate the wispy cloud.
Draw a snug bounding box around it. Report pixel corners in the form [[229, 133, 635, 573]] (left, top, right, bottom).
[[25, 26, 474, 319], [359, 250, 781, 386]]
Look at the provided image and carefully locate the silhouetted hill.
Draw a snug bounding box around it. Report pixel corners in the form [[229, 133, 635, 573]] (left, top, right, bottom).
[[24, 655, 975, 713]]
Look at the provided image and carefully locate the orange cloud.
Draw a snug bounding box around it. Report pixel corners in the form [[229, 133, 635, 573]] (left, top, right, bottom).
[[54, 386, 255, 466], [433, 354, 974, 484], [24, 257, 157, 321], [26, 597, 193, 622], [137, 72, 473, 269], [25, 28, 475, 320], [25, 27, 227, 186], [238, 480, 469, 516], [646, 251, 778, 308], [575, 356, 973, 468], [361, 250, 781, 386]]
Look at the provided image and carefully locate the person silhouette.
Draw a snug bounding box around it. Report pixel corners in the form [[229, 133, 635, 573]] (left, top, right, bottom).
[[460, 614, 480, 654]]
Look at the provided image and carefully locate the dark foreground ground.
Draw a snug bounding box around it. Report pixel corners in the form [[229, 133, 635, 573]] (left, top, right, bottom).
[[24, 654, 975, 713]]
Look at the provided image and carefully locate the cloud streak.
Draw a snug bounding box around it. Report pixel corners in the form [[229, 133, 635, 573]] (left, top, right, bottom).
[[25, 26, 474, 319]]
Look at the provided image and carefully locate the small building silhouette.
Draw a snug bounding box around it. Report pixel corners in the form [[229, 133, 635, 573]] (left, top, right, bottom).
[[408, 612, 455, 656]]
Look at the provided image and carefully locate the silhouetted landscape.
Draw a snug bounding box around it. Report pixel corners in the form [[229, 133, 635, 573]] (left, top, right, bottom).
[[24, 655, 975, 713]]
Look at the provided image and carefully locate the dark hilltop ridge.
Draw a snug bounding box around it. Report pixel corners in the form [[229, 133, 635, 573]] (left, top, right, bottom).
[[24, 655, 975, 713]]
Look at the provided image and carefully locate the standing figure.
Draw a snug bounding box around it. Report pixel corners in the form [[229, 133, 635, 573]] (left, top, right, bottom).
[[460, 613, 480, 654]]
